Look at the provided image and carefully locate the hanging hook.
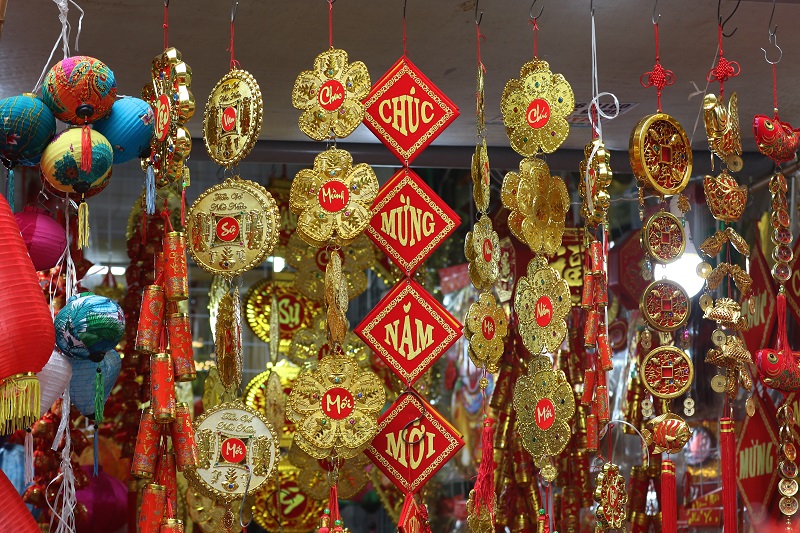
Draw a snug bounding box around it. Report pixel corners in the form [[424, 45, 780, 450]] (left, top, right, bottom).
[[164, 0, 169, 6], [590, 0, 595, 16], [529, 0, 544, 20], [403, 0, 408, 19], [767, 0, 777, 37], [761, 33, 783, 65], [475, 0, 483, 25], [652, 0, 660, 24], [717, 0, 741, 38], [230, 0, 238, 22]]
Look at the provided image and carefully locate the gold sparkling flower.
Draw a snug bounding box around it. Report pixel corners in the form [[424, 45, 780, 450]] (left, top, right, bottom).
[[289, 313, 371, 368], [465, 292, 508, 373], [514, 258, 570, 355], [292, 48, 371, 141], [465, 215, 500, 290], [289, 148, 379, 247], [512, 356, 575, 461], [289, 444, 370, 501], [501, 157, 569, 256], [288, 354, 385, 459], [472, 139, 491, 213], [594, 462, 628, 531], [501, 59, 575, 156]]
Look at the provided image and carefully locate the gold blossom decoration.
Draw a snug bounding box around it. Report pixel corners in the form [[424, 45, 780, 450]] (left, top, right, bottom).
[[466, 489, 495, 533], [472, 140, 491, 213], [501, 59, 575, 156], [291, 48, 371, 141], [289, 313, 371, 369], [465, 292, 508, 373], [594, 462, 628, 531], [514, 258, 571, 355], [289, 444, 370, 501], [464, 215, 500, 291], [289, 148, 379, 247]]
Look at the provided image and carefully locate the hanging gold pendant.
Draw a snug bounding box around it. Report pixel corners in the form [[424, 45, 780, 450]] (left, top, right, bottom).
[[629, 113, 692, 197]]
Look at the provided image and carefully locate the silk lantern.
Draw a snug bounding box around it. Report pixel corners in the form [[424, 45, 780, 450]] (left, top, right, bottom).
[[75, 465, 128, 533], [54, 292, 125, 363], [69, 350, 120, 419], [41, 56, 116, 125], [0, 195, 55, 434], [93, 96, 154, 164], [40, 129, 113, 195], [36, 350, 72, 416], [14, 206, 67, 271], [0, 469, 39, 533]]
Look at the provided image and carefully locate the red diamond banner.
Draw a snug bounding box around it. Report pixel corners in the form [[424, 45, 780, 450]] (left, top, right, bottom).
[[367, 169, 460, 276], [355, 279, 461, 386], [398, 494, 424, 533], [363, 55, 459, 165], [366, 393, 464, 494]]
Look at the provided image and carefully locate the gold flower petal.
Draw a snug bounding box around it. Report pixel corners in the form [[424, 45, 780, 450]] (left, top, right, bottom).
[[343, 61, 371, 100], [298, 107, 333, 141], [332, 99, 365, 139], [291, 69, 322, 110], [297, 208, 335, 245]]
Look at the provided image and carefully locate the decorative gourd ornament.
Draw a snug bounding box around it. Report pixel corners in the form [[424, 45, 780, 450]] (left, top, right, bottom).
[[0, 194, 55, 434], [36, 350, 72, 416], [14, 206, 67, 271], [54, 292, 124, 363], [93, 97, 154, 164]]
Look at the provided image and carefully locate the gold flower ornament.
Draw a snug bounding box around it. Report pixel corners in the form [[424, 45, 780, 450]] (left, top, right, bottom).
[[465, 292, 508, 373]]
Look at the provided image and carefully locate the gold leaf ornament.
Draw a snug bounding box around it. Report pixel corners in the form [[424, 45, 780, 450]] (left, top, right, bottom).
[[514, 259, 571, 355], [471, 140, 491, 213], [594, 462, 629, 531], [465, 292, 508, 373], [464, 215, 500, 290], [578, 139, 613, 227]]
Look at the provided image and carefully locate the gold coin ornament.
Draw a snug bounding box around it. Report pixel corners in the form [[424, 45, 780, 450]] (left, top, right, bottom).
[[289, 313, 371, 369], [203, 68, 263, 168], [512, 356, 575, 464], [186, 400, 280, 501], [288, 354, 385, 459], [465, 291, 508, 373], [594, 462, 629, 531], [629, 113, 693, 197], [501, 59, 575, 156], [187, 176, 280, 277], [640, 346, 694, 399], [142, 47, 195, 186], [288, 444, 370, 501], [643, 211, 686, 264], [640, 280, 691, 331], [464, 215, 500, 291], [578, 138, 613, 228], [514, 258, 571, 355], [472, 139, 491, 214], [289, 148, 379, 247], [292, 48, 370, 141]]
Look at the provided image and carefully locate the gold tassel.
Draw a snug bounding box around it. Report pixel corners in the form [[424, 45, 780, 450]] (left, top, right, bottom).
[[0, 374, 40, 434], [78, 199, 90, 249]]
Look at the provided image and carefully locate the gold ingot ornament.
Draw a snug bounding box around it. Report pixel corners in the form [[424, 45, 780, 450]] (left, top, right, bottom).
[[629, 113, 692, 197]]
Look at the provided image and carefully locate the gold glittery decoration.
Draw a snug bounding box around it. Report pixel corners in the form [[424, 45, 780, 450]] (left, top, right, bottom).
[[640, 280, 691, 332], [705, 335, 753, 401], [465, 215, 500, 291], [466, 489, 495, 533], [629, 113, 693, 197], [289, 148, 379, 247], [465, 291, 508, 373], [501, 59, 575, 156], [640, 346, 694, 399], [514, 258, 571, 355], [703, 92, 743, 172], [289, 313, 370, 369], [642, 211, 686, 264], [472, 139, 491, 213], [215, 290, 241, 392], [324, 251, 348, 345], [594, 462, 628, 531], [703, 171, 748, 222], [705, 263, 752, 295], [703, 297, 748, 331], [578, 138, 612, 227], [292, 48, 370, 141], [289, 444, 369, 501], [699, 227, 750, 258]]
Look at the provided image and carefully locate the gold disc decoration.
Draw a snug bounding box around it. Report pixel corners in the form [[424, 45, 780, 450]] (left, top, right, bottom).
[[288, 444, 370, 501], [464, 215, 500, 291], [185, 400, 280, 501], [287, 354, 385, 459], [629, 113, 693, 196], [500, 59, 575, 156], [578, 138, 613, 228], [640, 346, 694, 399], [466, 489, 495, 533], [643, 211, 686, 264], [292, 48, 370, 141], [640, 280, 691, 331], [289, 148, 379, 247], [514, 258, 571, 355], [289, 313, 371, 369], [142, 47, 195, 187], [465, 291, 508, 373], [187, 176, 279, 277], [203, 68, 263, 168], [594, 462, 628, 531], [472, 139, 490, 213]]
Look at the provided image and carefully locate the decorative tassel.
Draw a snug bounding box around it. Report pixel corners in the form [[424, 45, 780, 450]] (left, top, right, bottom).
[[720, 418, 737, 532], [145, 164, 156, 215], [0, 373, 40, 434], [473, 417, 496, 520], [94, 366, 104, 424], [777, 292, 791, 357], [24, 429, 34, 485], [180, 185, 186, 227], [661, 459, 677, 533], [77, 199, 89, 249], [93, 426, 99, 477], [5, 167, 13, 211], [49, 394, 76, 533], [81, 124, 92, 172]]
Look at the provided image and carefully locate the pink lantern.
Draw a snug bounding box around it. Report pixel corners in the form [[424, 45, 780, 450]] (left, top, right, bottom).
[[14, 207, 67, 271]]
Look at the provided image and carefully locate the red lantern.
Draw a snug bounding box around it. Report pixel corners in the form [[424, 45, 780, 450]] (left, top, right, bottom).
[[0, 195, 55, 434], [0, 469, 39, 532]]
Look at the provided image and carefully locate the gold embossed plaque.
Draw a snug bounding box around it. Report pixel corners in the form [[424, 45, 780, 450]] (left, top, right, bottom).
[[629, 113, 693, 197]]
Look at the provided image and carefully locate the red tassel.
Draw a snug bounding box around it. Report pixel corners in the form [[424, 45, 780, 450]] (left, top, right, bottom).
[[473, 418, 496, 518], [81, 124, 92, 172], [720, 418, 737, 532], [662, 459, 677, 533], [777, 292, 791, 357]]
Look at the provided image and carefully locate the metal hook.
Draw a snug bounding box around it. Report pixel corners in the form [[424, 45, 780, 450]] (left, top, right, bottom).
[[652, 0, 660, 24], [403, 0, 408, 19], [529, 0, 543, 20], [761, 32, 783, 65], [717, 0, 741, 38], [475, 0, 483, 25], [231, 0, 238, 22], [164, 0, 169, 6], [590, 0, 594, 16], [768, 0, 777, 37]]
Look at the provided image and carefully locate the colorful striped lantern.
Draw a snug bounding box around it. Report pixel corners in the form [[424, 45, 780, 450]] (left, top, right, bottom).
[[36, 350, 72, 416], [93, 97, 154, 164], [54, 292, 125, 363], [69, 349, 121, 419], [41, 56, 116, 125], [40, 128, 113, 195], [14, 206, 67, 271]]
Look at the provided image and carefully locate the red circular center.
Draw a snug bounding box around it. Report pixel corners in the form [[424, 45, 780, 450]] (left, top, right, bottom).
[[220, 437, 247, 463], [155, 94, 171, 142], [526, 98, 551, 129], [315, 248, 343, 272], [482, 238, 493, 262], [318, 79, 345, 111], [216, 216, 240, 242], [535, 296, 553, 328], [221, 106, 237, 132], [481, 316, 496, 340], [274, 481, 308, 519], [277, 294, 304, 333], [321, 387, 354, 420], [534, 397, 555, 430], [318, 181, 349, 213]]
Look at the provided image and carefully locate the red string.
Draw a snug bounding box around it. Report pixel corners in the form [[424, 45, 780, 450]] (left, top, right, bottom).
[[402, 15, 407, 56], [328, 0, 334, 48], [640, 22, 675, 112], [475, 23, 486, 72], [773, 63, 778, 116], [528, 18, 539, 59], [163, 3, 169, 50], [229, 19, 239, 70]]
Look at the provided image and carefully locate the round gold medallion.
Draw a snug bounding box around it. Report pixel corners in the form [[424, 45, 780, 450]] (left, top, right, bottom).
[[640, 280, 691, 331], [643, 211, 686, 263], [203, 69, 263, 168], [711, 375, 728, 393], [629, 113, 693, 196], [784, 443, 798, 462], [781, 460, 798, 479], [640, 346, 694, 399], [780, 496, 799, 516], [187, 176, 279, 277], [781, 478, 799, 497]]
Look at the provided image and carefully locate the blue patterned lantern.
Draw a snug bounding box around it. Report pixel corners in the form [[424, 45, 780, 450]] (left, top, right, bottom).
[[40, 128, 113, 195], [93, 97, 154, 164], [54, 292, 124, 363], [69, 349, 121, 418], [0, 94, 56, 166]]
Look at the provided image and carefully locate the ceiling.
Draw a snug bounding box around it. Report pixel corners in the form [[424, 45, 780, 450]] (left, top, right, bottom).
[[3, 0, 800, 160]]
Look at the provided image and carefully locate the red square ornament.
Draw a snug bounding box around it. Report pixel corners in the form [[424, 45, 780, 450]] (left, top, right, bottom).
[[398, 494, 425, 533], [354, 279, 462, 386], [363, 55, 459, 165], [366, 393, 464, 494], [367, 169, 460, 276]]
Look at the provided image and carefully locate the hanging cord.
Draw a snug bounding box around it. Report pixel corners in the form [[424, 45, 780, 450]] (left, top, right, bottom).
[[640, 20, 675, 113], [32, 0, 84, 94], [229, 1, 240, 70], [528, 0, 543, 60], [772, 63, 778, 117], [402, 0, 408, 56], [163, 0, 169, 50], [706, 24, 740, 99], [327, 0, 334, 48]]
